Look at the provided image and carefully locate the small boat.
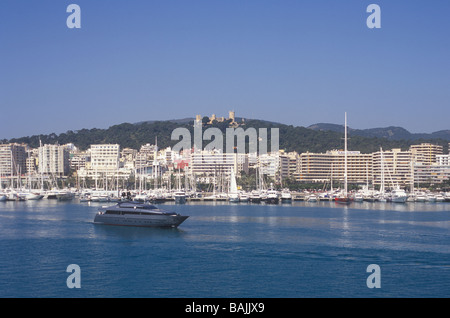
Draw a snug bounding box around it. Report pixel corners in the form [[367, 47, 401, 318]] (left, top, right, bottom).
[[390, 188, 408, 203], [280, 189, 292, 203], [426, 194, 436, 202], [335, 195, 352, 204], [56, 190, 75, 201], [435, 194, 445, 202], [24, 192, 44, 201], [239, 192, 249, 202], [445, 193, 450, 202], [94, 201, 189, 228], [174, 190, 187, 204], [249, 190, 261, 203], [265, 185, 279, 204], [352, 193, 364, 202], [414, 192, 427, 202]]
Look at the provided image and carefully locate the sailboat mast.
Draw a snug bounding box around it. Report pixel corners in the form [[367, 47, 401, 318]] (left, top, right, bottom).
[[344, 112, 348, 196]]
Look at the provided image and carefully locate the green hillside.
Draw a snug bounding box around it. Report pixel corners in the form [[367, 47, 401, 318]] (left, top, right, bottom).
[[3, 118, 449, 154]]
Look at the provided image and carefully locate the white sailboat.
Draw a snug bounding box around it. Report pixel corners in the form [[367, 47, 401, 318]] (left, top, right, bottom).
[[174, 168, 186, 204], [228, 170, 239, 203], [335, 112, 351, 204], [0, 170, 6, 201]]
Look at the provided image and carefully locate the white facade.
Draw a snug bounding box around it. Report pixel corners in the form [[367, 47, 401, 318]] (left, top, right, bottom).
[[258, 152, 279, 178], [190, 150, 237, 176], [436, 154, 450, 166], [90, 144, 120, 173], [38, 144, 69, 176], [0, 143, 27, 176]]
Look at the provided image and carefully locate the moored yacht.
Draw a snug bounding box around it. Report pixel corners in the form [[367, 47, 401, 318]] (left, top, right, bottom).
[[352, 192, 364, 202], [239, 191, 249, 202], [306, 194, 318, 202], [390, 187, 408, 203], [174, 190, 187, 204], [414, 192, 427, 202], [94, 201, 189, 228], [266, 184, 279, 204], [249, 190, 261, 203], [280, 189, 292, 203], [23, 191, 44, 200], [435, 193, 445, 202]]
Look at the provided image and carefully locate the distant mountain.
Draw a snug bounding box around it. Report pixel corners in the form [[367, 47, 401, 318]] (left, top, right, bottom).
[[307, 123, 450, 141]]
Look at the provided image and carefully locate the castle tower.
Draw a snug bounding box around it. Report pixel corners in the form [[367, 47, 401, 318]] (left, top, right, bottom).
[[229, 110, 235, 122]]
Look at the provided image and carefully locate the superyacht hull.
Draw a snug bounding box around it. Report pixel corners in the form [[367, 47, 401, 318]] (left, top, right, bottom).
[[94, 202, 189, 228], [94, 213, 189, 228]]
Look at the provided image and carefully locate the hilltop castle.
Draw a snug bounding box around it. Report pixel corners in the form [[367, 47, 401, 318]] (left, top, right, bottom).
[[195, 111, 244, 127]]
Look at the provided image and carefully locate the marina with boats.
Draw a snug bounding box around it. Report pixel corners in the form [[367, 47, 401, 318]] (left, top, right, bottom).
[[1, 183, 450, 204], [1, 112, 450, 206]]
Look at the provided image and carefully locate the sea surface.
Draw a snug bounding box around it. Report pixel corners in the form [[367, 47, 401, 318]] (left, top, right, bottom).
[[1, 199, 450, 298]]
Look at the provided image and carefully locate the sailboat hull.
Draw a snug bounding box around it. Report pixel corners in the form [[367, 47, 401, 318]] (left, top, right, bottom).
[[335, 197, 352, 204]]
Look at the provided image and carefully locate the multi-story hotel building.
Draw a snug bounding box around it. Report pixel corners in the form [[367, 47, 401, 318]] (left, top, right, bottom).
[[190, 150, 237, 177], [90, 144, 120, 172], [298, 150, 372, 185], [0, 143, 27, 177], [410, 143, 443, 165], [414, 164, 450, 185], [38, 144, 70, 176], [372, 148, 413, 188]]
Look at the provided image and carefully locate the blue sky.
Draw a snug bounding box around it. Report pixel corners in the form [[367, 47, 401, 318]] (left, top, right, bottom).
[[1, 0, 449, 139]]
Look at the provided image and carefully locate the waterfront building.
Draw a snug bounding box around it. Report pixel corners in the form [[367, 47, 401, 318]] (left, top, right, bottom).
[[190, 149, 237, 177], [298, 150, 372, 185], [277, 151, 300, 182], [414, 163, 450, 185], [0, 143, 27, 177], [410, 143, 443, 165], [436, 154, 450, 166], [258, 152, 280, 179], [298, 151, 333, 183], [26, 148, 38, 175], [38, 144, 70, 177], [372, 148, 413, 189], [69, 151, 89, 171], [90, 144, 120, 172], [120, 148, 137, 163]]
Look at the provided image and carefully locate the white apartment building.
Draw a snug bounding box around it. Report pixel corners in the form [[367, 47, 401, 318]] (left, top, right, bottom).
[[410, 143, 443, 165], [190, 150, 237, 176], [0, 143, 27, 177], [38, 144, 70, 176], [436, 154, 450, 166], [298, 150, 372, 184], [90, 144, 120, 173], [258, 152, 280, 179], [372, 148, 413, 188], [414, 163, 450, 185]]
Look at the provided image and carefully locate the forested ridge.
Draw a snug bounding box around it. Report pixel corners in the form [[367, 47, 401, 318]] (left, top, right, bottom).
[[3, 118, 448, 154]]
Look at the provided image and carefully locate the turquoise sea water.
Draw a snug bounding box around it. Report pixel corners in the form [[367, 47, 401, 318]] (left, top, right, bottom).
[[0, 200, 450, 298]]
